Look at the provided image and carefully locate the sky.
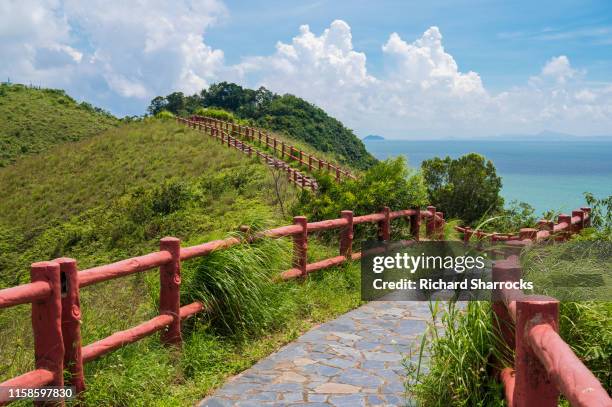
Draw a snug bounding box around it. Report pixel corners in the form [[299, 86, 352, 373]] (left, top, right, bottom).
[[1, 0, 611, 138]]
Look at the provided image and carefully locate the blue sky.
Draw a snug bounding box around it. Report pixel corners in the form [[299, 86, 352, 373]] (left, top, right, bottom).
[[1, 0, 611, 138], [210, 0, 612, 89]]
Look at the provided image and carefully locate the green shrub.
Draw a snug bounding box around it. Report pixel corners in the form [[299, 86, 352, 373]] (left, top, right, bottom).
[[154, 110, 174, 120], [295, 156, 428, 222], [422, 153, 504, 225], [193, 107, 236, 122], [182, 226, 292, 337]]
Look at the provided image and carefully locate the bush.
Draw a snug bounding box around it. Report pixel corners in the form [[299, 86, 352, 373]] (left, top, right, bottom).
[[193, 107, 236, 122], [422, 153, 503, 225], [182, 223, 292, 338], [155, 110, 175, 120], [295, 156, 428, 222]]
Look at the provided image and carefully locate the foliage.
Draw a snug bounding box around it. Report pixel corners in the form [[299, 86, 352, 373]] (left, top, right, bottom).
[[154, 110, 174, 120], [193, 107, 237, 122], [421, 153, 504, 225], [0, 120, 297, 286], [406, 301, 507, 406], [294, 156, 428, 223], [477, 200, 538, 233], [147, 82, 376, 169], [584, 192, 612, 231], [0, 83, 118, 166]]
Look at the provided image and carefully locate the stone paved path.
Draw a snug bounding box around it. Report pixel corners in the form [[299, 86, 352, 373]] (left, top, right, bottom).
[[199, 301, 433, 407]]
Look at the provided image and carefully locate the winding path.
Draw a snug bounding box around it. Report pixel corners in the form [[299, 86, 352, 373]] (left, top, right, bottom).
[[199, 301, 433, 407]]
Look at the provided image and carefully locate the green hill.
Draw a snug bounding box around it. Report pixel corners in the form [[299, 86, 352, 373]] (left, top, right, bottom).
[[0, 119, 292, 286], [0, 83, 119, 166], [0, 116, 361, 407], [148, 82, 377, 170]]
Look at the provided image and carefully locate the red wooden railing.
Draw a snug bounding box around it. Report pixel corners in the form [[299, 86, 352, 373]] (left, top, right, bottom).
[[187, 115, 356, 182], [2, 204, 609, 406], [0, 206, 443, 405], [458, 207, 612, 407], [177, 117, 319, 191]]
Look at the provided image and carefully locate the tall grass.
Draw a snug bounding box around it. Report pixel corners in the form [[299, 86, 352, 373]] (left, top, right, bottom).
[[405, 301, 508, 406]]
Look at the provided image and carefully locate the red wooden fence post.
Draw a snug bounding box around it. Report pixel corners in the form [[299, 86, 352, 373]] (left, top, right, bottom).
[[159, 237, 182, 345], [580, 207, 591, 227], [425, 206, 436, 238], [281, 142, 285, 159], [463, 227, 473, 243], [491, 259, 521, 367], [571, 209, 585, 233], [308, 155, 313, 171], [515, 296, 560, 407], [30, 261, 65, 403], [335, 167, 340, 182], [435, 211, 444, 239], [409, 207, 421, 241], [293, 216, 308, 277], [519, 228, 537, 241], [557, 214, 571, 241], [378, 206, 391, 241], [339, 210, 354, 259], [56, 258, 85, 394]]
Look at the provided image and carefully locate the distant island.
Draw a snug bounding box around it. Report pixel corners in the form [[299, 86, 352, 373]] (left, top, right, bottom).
[[363, 134, 385, 141]]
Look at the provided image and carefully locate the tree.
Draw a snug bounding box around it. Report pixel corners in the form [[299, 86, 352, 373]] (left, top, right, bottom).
[[147, 96, 167, 116], [421, 153, 503, 224]]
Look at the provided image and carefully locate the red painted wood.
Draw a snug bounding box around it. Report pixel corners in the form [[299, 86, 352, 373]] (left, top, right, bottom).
[[528, 324, 612, 407], [305, 255, 346, 274], [352, 213, 385, 224], [409, 207, 421, 241], [0, 369, 55, 405], [180, 237, 241, 260], [292, 216, 308, 277], [82, 314, 174, 363], [388, 209, 418, 220], [500, 368, 516, 407], [515, 297, 560, 407], [79, 251, 172, 287], [519, 228, 537, 241], [56, 258, 85, 393], [159, 237, 181, 345], [30, 261, 64, 406], [0, 281, 51, 309], [425, 206, 436, 237], [179, 302, 205, 320], [378, 207, 391, 241], [307, 218, 348, 232], [339, 210, 354, 259], [580, 207, 591, 227]]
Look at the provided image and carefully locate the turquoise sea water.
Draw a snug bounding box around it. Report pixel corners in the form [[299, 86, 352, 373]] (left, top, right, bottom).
[[364, 139, 612, 215]]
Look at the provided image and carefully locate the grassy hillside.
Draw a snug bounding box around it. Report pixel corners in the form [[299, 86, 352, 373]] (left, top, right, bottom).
[[148, 82, 377, 170], [0, 119, 294, 285], [0, 83, 119, 166], [0, 118, 362, 406]]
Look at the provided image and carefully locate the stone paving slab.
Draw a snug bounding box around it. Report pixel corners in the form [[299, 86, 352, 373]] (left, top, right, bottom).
[[199, 301, 433, 407]]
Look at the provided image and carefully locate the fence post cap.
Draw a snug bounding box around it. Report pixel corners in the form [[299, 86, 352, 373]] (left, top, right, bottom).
[[160, 236, 180, 243]]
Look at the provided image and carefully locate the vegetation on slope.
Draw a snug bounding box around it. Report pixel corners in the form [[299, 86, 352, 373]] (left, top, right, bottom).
[[148, 82, 377, 170], [406, 193, 612, 406], [0, 117, 367, 406], [0, 83, 119, 166]]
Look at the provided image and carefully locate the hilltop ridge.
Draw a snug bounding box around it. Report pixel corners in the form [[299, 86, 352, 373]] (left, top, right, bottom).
[[0, 83, 119, 166]]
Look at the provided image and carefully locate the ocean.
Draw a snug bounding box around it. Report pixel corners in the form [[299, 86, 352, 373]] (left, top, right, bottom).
[[363, 139, 612, 216]]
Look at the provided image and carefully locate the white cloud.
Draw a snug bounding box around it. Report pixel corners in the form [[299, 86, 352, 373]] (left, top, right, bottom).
[[1, 6, 611, 136], [0, 0, 227, 114]]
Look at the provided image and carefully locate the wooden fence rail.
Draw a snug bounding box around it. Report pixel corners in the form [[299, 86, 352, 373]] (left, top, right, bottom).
[[177, 117, 319, 191], [1, 204, 609, 406], [188, 115, 356, 182], [0, 206, 442, 405], [459, 207, 612, 407]]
